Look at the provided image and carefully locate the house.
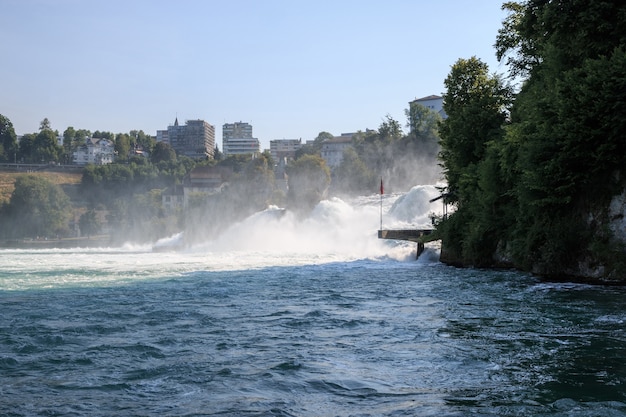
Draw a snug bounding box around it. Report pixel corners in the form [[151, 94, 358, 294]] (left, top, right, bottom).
[[161, 185, 185, 214], [320, 134, 354, 169], [72, 138, 115, 165], [182, 165, 233, 206]]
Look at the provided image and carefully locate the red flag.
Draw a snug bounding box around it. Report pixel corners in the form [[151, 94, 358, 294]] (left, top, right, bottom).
[[380, 178, 384, 195]]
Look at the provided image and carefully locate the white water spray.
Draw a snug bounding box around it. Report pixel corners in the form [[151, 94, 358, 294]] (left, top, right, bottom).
[[178, 184, 444, 264], [0, 185, 444, 290]]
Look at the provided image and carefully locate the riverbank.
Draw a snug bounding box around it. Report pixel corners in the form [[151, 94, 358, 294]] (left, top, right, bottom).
[[0, 235, 112, 249]]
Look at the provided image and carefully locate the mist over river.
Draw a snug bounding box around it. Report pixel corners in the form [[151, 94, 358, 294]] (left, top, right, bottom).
[[1, 186, 626, 416]]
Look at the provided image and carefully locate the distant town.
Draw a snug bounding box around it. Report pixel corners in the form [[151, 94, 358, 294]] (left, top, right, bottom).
[[7, 95, 445, 169], [0, 95, 444, 245]]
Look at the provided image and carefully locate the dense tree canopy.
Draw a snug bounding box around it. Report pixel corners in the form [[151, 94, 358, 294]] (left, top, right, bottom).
[[1, 175, 71, 238], [439, 57, 511, 206], [286, 154, 331, 215], [151, 141, 177, 164], [79, 209, 101, 238], [437, 0, 626, 279], [0, 114, 18, 163]]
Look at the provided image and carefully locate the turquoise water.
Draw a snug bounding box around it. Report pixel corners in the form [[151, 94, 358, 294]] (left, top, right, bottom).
[[1, 188, 625, 416], [1, 249, 626, 416]]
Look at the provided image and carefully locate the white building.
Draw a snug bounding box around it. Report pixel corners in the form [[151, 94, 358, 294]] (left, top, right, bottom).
[[409, 95, 447, 119], [72, 138, 115, 165], [222, 122, 260, 156], [320, 134, 353, 168]]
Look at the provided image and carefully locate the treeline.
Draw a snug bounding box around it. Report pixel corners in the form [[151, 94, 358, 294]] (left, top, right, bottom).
[[0, 116, 158, 165], [0, 96, 442, 243], [436, 0, 626, 280]]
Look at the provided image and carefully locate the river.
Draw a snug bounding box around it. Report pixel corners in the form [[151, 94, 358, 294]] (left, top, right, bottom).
[[1, 186, 625, 416]]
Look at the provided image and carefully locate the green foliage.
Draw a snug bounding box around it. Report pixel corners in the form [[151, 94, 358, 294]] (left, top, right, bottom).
[[227, 153, 276, 212], [1, 175, 71, 238], [18, 133, 36, 163], [439, 57, 511, 205], [131, 130, 155, 153], [436, 56, 512, 266], [115, 134, 131, 162], [39, 118, 51, 131], [329, 109, 441, 195], [405, 102, 441, 159], [331, 147, 375, 195], [34, 129, 63, 163], [0, 114, 18, 163], [81, 159, 193, 206], [79, 209, 101, 238], [438, 0, 626, 279], [181, 154, 278, 244], [286, 154, 330, 215]]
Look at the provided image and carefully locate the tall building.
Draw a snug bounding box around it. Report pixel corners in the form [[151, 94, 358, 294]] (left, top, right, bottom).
[[269, 139, 302, 164], [157, 118, 215, 159], [222, 121, 260, 156]]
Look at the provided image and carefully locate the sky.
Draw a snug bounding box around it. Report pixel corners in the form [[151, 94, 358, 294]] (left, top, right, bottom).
[[1, 0, 509, 150]]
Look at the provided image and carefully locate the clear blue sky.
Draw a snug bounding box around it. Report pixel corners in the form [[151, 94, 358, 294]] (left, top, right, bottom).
[[1, 0, 508, 149]]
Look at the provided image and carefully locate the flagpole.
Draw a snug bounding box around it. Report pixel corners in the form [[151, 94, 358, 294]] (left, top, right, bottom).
[[379, 177, 383, 230]]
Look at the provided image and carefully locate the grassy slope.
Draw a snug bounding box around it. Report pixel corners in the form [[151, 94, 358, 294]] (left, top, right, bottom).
[[0, 171, 83, 204]]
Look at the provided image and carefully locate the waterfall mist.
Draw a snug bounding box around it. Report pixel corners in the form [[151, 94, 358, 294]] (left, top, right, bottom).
[[154, 184, 444, 264]]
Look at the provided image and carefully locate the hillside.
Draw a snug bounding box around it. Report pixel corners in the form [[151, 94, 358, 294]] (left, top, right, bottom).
[[0, 171, 83, 204]]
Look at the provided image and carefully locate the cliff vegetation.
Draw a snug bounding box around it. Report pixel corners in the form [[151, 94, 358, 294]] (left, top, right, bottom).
[[436, 0, 626, 282]]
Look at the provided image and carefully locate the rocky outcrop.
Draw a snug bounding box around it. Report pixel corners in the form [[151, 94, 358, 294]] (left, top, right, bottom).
[[609, 189, 626, 244]]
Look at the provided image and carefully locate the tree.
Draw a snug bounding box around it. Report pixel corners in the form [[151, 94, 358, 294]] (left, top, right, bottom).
[[93, 131, 114, 140], [332, 147, 374, 195], [314, 131, 334, 144], [79, 209, 101, 238], [378, 115, 403, 142], [115, 133, 131, 162], [73, 129, 91, 149], [495, 1, 540, 79], [39, 118, 51, 131], [295, 132, 332, 159], [286, 154, 331, 215], [404, 102, 441, 161], [4, 175, 71, 238], [439, 56, 511, 206], [18, 133, 36, 163], [34, 129, 62, 163], [0, 114, 18, 163], [132, 130, 155, 153], [493, 0, 626, 274], [350, 117, 405, 188], [436, 56, 512, 265], [151, 142, 177, 164], [62, 126, 76, 163], [213, 145, 223, 161]]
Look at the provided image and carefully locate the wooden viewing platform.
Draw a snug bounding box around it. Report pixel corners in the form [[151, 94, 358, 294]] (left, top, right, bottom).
[[378, 229, 434, 259]]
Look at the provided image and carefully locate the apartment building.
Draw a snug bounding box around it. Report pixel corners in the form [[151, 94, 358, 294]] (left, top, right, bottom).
[[269, 138, 302, 164], [222, 122, 260, 156], [157, 118, 215, 159]]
